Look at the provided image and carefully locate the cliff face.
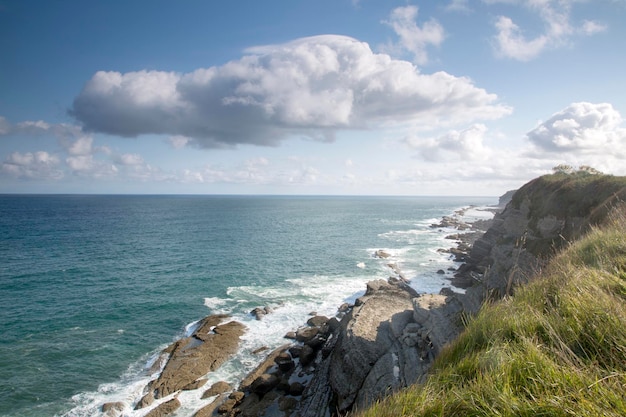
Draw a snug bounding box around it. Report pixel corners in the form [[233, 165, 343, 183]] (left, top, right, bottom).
[[464, 174, 626, 300]]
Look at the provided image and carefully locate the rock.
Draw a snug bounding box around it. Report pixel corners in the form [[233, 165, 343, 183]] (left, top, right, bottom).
[[299, 344, 317, 366], [307, 315, 329, 327], [305, 334, 326, 350], [182, 379, 208, 391], [239, 345, 290, 392], [289, 345, 302, 358], [102, 402, 125, 416], [284, 331, 297, 340], [217, 398, 238, 414], [374, 249, 391, 258], [250, 374, 280, 395], [251, 307, 266, 320], [229, 391, 245, 402], [295, 326, 319, 342], [289, 382, 305, 396], [202, 381, 232, 399], [437, 269, 445, 275], [338, 303, 350, 313], [135, 391, 154, 410], [193, 394, 226, 417], [274, 352, 295, 372], [279, 396, 298, 412], [150, 315, 246, 399], [252, 346, 269, 354], [144, 397, 181, 417]]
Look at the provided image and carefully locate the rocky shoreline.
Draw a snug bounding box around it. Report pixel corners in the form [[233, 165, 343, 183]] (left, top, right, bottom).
[[102, 204, 503, 417]]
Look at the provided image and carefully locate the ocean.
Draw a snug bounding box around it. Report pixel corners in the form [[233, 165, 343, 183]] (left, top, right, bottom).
[[0, 195, 495, 417]]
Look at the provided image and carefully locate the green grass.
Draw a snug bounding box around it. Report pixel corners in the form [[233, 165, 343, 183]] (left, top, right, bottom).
[[358, 206, 626, 417]]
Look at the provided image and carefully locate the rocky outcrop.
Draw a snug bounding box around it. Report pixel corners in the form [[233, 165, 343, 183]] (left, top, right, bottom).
[[135, 314, 246, 409], [296, 279, 435, 416]]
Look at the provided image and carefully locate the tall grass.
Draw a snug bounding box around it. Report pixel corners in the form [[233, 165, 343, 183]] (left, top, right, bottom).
[[359, 206, 626, 417]]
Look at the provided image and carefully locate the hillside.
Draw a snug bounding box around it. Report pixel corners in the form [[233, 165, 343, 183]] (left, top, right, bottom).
[[359, 173, 626, 417]]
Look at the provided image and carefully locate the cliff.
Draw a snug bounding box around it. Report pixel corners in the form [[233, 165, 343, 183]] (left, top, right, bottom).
[[359, 174, 626, 416]]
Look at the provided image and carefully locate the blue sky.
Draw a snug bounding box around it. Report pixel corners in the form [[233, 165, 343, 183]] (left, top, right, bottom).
[[1, 0, 625, 195]]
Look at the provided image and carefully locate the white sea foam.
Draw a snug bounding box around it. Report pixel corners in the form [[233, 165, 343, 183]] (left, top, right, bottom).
[[203, 296, 231, 313]]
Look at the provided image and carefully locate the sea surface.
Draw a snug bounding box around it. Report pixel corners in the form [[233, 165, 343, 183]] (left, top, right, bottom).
[[0, 195, 495, 417]]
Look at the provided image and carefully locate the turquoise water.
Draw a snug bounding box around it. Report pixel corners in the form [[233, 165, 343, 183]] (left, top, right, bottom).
[[0, 195, 495, 416]]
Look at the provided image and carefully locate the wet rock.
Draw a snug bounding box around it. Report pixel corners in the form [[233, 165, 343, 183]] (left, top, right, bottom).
[[250, 306, 273, 320], [182, 379, 208, 391], [135, 391, 154, 410], [374, 249, 392, 258], [299, 344, 317, 366], [217, 398, 238, 414], [250, 374, 280, 395], [239, 345, 290, 392], [193, 394, 226, 417], [295, 326, 319, 342], [307, 315, 329, 327], [144, 397, 181, 417], [202, 381, 232, 399], [150, 315, 246, 399], [102, 402, 125, 416], [274, 352, 295, 372]]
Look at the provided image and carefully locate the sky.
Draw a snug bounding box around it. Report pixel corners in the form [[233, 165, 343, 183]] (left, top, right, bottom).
[[1, 0, 625, 196]]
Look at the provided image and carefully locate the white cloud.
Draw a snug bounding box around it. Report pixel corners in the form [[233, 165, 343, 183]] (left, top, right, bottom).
[[65, 137, 93, 156], [168, 135, 191, 149], [493, 16, 549, 61], [1, 151, 63, 180], [580, 20, 607, 35], [409, 123, 492, 161], [526, 102, 626, 155], [488, 0, 608, 61], [382, 5, 445, 65], [70, 35, 510, 149], [117, 153, 145, 166], [446, 0, 472, 13]]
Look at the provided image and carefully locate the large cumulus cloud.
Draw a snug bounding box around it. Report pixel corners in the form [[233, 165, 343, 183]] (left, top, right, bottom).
[[70, 35, 511, 148], [527, 102, 626, 155]]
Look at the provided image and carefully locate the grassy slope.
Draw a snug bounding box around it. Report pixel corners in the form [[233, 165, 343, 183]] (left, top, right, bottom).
[[359, 204, 626, 416]]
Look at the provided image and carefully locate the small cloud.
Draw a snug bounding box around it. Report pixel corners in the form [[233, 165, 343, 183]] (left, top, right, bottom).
[[1, 151, 63, 180], [493, 16, 548, 61], [381, 5, 445, 65], [580, 20, 607, 36], [168, 135, 191, 149], [410, 124, 491, 162], [117, 153, 145, 166], [64, 137, 93, 156], [445, 0, 471, 13], [489, 0, 608, 61]]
